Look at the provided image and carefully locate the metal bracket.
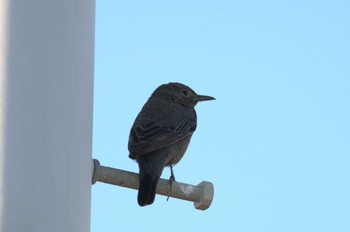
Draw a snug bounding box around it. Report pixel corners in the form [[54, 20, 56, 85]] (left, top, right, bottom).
[[92, 159, 214, 210]]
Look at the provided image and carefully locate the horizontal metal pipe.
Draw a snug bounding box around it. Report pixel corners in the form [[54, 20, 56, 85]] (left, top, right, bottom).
[[92, 159, 214, 210]]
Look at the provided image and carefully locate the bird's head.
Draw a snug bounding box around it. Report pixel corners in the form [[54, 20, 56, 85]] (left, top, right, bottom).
[[151, 82, 215, 107]]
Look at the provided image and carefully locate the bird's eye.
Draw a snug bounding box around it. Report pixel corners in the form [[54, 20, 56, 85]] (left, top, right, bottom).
[[182, 90, 189, 97]]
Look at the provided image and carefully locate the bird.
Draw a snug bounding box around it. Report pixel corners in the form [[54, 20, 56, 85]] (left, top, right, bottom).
[[128, 82, 215, 206]]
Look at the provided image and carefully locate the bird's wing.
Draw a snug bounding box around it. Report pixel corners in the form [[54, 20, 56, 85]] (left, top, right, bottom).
[[128, 121, 196, 159]]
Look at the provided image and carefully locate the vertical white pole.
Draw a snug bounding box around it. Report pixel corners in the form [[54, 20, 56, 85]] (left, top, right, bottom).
[[0, 1, 95, 231]]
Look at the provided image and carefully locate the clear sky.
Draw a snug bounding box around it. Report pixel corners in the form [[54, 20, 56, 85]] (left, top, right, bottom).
[[92, 1, 350, 231]]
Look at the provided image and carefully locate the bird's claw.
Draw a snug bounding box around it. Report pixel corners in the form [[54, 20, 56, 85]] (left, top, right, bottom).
[[169, 174, 176, 190], [167, 166, 176, 201]]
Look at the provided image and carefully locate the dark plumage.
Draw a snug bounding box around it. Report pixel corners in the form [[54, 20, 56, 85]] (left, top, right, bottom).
[[128, 82, 215, 206]]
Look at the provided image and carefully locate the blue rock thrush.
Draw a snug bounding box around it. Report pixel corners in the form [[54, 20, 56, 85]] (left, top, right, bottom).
[[128, 82, 215, 206]]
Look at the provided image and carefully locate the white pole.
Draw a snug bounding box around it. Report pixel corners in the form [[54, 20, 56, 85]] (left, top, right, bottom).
[[0, 1, 95, 231]]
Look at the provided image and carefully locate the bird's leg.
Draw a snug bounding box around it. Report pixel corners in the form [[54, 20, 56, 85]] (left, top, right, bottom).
[[167, 165, 176, 201], [170, 165, 176, 183]]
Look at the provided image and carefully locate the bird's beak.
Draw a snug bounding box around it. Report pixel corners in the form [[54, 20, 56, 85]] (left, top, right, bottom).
[[195, 94, 216, 102]]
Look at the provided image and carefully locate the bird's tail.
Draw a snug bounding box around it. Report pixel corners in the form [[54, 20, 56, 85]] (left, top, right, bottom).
[[137, 151, 167, 206], [137, 173, 158, 206]]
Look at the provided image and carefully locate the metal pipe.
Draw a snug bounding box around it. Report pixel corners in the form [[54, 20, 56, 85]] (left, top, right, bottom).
[[92, 159, 214, 210]]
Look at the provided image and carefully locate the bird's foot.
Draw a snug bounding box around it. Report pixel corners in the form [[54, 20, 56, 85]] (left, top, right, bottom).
[[167, 167, 176, 201], [167, 175, 176, 201], [169, 174, 176, 190]]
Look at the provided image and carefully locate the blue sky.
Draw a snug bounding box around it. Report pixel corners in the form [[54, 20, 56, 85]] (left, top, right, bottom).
[[92, 1, 350, 231]]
